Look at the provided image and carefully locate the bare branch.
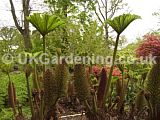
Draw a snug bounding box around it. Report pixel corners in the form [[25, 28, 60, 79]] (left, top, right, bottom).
[[96, 0, 106, 21], [89, 0, 103, 24], [108, 0, 124, 18], [105, 0, 108, 20], [100, 0, 105, 7], [94, 10, 104, 24], [9, 0, 23, 33]]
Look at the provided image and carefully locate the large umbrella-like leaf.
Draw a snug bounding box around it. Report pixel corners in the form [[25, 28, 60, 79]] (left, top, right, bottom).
[[27, 13, 65, 36], [27, 13, 65, 91], [103, 14, 141, 104], [106, 14, 141, 35]]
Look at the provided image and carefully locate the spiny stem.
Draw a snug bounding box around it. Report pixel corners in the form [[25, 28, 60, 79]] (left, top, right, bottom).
[[43, 35, 46, 74], [26, 76, 34, 117], [104, 34, 120, 104]]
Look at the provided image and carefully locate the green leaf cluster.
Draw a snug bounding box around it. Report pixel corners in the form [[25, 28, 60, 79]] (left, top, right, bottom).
[[27, 13, 65, 36], [106, 14, 141, 35]]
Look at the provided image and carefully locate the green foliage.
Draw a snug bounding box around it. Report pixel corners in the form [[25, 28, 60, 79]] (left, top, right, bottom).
[[0, 108, 14, 120], [77, 21, 107, 56], [45, 0, 92, 18], [0, 73, 28, 108], [106, 14, 141, 35], [117, 42, 139, 59], [0, 63, 13, 77], [46, 20, 109, 55], [27, 13, 65, 36], [0, 107, 31, 120], [0, 72, 32, 119], [31, 30, 43, 53], [0, 27, 23, 54]]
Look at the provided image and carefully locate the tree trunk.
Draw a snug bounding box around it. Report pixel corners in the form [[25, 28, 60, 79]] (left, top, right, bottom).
[[9, 0, 32, 51], [62, 2, 69, 52], [22, 0, 32, 51], [22, 31, 32, 51], [105, 0, 108, 40]]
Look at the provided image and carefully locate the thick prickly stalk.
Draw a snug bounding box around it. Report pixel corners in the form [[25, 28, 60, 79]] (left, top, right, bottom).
[[116, 79, 127, 113], [68, 80, 75, 97], [25, 64, 34, 118], [55, 62, 69, 98], [145, 60, 160, 120], [8, 80, 16, 115], [135, 90, 147, 111], [116, 78, 122, 97], [97, 68, 107, 108], [44, 69, 59, 120], [144, 91, 153, 119], [74, 64, 90, 103], [32, 64, 40, 91], [12, 82, 17, 107], [44, 69, 58, 110], [56, 48, 61, 64]]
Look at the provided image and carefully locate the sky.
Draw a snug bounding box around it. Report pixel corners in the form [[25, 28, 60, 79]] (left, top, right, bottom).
[[0, 0, 160, 43], [122, 0, 160, 43]]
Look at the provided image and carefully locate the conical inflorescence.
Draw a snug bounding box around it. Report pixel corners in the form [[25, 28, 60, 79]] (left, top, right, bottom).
[[44, 69, 58, 109], [55, 62, 69, 98], [97, 68, 107, 108], [8, 80, 17, 115], [74, 64, 90, 102]]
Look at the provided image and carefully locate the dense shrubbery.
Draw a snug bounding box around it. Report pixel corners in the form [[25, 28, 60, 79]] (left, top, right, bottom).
[[0, 72, 31, 119]]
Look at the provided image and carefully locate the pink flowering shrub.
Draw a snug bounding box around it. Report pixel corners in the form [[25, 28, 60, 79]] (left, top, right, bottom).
[[136, 34, 160, 58]]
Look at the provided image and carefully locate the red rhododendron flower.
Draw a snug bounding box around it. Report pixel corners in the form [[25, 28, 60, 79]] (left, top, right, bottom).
[[112, 66, 122, 77], [106, 65, 129, 80], [136, 34, 160, 58], [106, 66, 122, 78], [92, 65, 101, 75], [112, 69, 121, 76]]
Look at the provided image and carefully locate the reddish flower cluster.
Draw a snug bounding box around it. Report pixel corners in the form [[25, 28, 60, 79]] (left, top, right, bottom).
[[106, 66, 122, 78], [85, 65, 102, 80], [92, 65, 101, 75], [112, 66, 122, 77], [136, 34, 160, 58], [86, 65, 128, 80], [106, 65, 129, 80]]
